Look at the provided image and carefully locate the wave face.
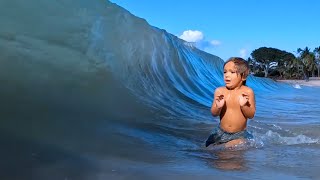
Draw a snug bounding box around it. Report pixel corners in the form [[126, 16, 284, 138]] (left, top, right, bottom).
[[1, 0, 320, 179]]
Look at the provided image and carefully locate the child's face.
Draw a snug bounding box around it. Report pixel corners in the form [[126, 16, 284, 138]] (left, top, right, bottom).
[[223, 61, 246, 89]]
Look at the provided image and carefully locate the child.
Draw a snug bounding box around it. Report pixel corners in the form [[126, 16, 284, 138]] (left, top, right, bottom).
[[205, 57, 256, 148]]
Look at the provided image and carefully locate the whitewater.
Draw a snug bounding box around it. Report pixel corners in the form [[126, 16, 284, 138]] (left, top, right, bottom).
[[0, 0, 319, 179]]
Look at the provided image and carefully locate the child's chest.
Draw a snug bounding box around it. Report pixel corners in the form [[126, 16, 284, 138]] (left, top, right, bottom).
[[224, 92, 241, 107]]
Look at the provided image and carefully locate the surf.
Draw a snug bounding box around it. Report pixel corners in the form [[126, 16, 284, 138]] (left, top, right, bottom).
[[1, 0, 320, 179]]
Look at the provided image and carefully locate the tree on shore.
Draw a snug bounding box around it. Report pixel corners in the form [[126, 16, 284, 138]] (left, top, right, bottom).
[[276, 52, 297, 79], [250, 47, 293, 78], [296, 47, 317, 80], [313, 46, 320, 77], [248, 46, 320, 79], [281, 57, 303, 79], [247, 57, 264, 77]]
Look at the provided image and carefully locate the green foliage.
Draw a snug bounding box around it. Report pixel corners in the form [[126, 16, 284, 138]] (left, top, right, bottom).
[[250, 47, 295, 78], [251, 47, 285, 64], [297, 47, 318, 77], [248, 46, 320, 79]]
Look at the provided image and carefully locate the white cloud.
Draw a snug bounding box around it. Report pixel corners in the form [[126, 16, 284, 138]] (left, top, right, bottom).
[[210, 40, 221, 46], [179, 30, 204, 42], [178, 30, 222, 56], [239, 48, 247, 58]]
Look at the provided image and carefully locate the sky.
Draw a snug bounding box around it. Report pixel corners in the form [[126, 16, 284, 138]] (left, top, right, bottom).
[[110, 0, 320, 60]]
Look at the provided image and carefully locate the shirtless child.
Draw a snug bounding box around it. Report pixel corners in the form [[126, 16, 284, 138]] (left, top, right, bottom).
[[205, 57, 256, 148]]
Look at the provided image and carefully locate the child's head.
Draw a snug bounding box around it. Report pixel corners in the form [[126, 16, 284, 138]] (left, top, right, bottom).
[[223, 57, 249, 87]]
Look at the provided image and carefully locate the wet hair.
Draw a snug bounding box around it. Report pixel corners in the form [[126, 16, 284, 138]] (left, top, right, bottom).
[[223, 57, 249, 85]]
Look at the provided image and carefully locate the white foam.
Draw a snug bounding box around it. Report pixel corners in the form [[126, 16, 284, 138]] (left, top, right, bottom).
[[293, 84, 302, 89], [263, 130, 319, 145]]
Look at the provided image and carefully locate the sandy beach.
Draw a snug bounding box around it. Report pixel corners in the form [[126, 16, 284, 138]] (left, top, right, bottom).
[[277, 77, 320, 87]]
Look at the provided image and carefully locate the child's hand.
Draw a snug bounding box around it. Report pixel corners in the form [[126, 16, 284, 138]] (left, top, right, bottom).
[[215, 94, 225, 108], [239, 92, 249, 107]]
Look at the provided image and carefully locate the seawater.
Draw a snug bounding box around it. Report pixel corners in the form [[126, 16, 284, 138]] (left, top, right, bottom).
[[0, 0, 319, 179]]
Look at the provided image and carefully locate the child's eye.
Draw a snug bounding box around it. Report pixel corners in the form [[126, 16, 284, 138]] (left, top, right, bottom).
[[231, 71, 236, 73], [223, 71, 226, 73]]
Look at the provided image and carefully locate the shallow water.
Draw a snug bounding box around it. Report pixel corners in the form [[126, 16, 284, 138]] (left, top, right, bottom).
[[0, 0, 319, 179]]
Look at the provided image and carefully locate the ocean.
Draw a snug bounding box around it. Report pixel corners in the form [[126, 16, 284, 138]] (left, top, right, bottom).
[[0, 0, 319, 179]]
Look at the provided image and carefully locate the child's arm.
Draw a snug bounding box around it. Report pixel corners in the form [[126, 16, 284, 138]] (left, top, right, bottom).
[[239, 88, 256, 119], [211, 87, 225, 116]]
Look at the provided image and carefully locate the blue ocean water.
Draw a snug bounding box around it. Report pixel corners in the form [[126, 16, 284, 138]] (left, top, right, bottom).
[[0, 0, 319, 179]]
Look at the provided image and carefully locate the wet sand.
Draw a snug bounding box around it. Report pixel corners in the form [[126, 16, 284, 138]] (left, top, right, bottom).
[[277, 78, 320, 87]]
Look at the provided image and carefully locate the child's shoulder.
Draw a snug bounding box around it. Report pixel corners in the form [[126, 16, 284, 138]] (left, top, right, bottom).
[[242, 86, 254, 93], [215, 86, 227, 92]]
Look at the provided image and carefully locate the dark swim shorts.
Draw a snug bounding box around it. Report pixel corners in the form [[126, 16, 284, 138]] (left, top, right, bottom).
[[205, 126, 253, 147]]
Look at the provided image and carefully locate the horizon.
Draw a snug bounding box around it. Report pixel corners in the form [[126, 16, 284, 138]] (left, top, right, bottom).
[[110, 0, 320, 61]]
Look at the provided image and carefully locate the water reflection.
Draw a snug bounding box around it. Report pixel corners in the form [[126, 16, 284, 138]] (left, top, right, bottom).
[[209, 150, 247, 171]]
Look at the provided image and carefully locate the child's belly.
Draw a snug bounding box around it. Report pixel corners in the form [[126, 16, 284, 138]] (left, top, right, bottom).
[[220, 110, 247, 133]]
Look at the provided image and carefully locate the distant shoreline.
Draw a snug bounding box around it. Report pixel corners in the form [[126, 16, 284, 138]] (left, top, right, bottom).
[[276, 77, 320, 87]]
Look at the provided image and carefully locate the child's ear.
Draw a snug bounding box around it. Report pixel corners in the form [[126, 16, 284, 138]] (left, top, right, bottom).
[[241, 70, 249, 81]]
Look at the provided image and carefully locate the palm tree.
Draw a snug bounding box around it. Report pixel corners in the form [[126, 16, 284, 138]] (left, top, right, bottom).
[[283, 55, 302, 79], [297, 47, 317, 80], [313, 46, 320, 77], [276, 52, 296, 79]]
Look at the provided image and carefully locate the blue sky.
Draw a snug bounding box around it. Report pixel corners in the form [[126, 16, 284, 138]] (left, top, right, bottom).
[[110, 0, 320, 60]]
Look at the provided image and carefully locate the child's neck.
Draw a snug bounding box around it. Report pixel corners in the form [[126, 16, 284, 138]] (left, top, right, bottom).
[[226, 85, 243, 91]]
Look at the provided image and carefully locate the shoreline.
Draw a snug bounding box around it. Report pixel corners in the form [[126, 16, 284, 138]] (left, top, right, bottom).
[[276, 78, 320, 87]]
